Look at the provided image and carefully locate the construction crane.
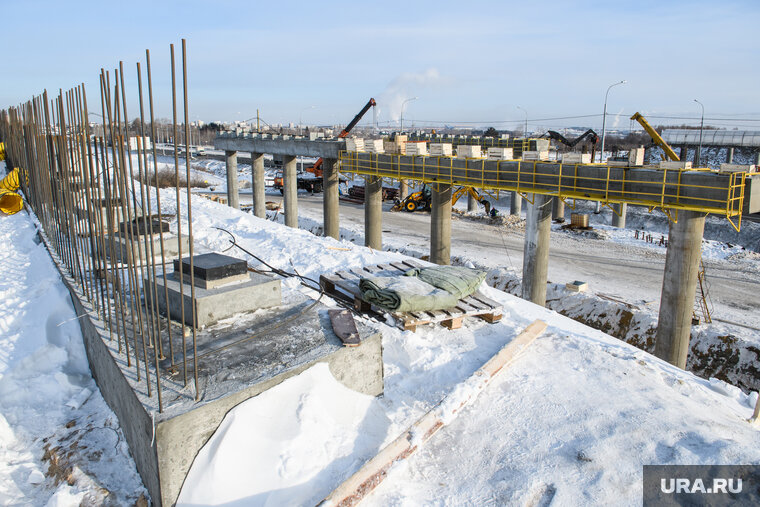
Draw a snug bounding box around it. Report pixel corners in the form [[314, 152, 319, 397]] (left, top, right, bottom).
[[305, 98, 377, 177], [543, 129, 599, 161], [630, 112, 679, 161]]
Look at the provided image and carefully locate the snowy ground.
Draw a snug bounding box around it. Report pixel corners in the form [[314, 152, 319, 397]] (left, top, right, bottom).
[[2, 158, 760, 505], [0, 164, 146, 506]]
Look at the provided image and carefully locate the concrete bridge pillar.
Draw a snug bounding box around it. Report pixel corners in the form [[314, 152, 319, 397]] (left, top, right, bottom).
[[323, 158, 339, 240], [431, 183, 452, 265], [654, 210, 706, 369], [283, 155, 298, 228], [364, 176, 382, 249], [551, 197, 564, 221], [612, 203, 627, 228], [522, 194, 552, 305], [511, 191, 522, 216], [399, 179, 409, 200], [251, 152, 265, 218], [726, 147, 734, 164], [467, 190, 478, 212], [225, 150, 240, 209]]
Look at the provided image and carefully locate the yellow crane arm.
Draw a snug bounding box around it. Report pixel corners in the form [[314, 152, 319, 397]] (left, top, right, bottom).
[[630, 112, 679, 161]]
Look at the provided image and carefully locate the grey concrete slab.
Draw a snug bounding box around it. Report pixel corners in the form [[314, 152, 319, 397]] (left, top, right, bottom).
[[149, 270, 281, 328]]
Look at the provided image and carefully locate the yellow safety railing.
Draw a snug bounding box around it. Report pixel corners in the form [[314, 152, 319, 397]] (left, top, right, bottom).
[[339, 151, 749, 231]]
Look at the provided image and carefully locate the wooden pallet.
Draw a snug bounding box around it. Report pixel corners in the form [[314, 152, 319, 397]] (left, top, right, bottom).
[[319, 259, 502, 332]]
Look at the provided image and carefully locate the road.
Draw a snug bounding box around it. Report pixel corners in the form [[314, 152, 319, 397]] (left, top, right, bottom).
[[238, 191, 760, 329]]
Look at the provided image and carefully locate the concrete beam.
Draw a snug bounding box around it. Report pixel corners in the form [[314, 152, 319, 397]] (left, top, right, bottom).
[[431, 183, 452, 265], [511, 191, 522, 216], [522, 194, 552, 305], [654, 210, 706, 369], [225, 150, 240, 209], [283, 155, 298, 228], [612, 203, 627, 228], [364, 176, 382, 249], [323, 158, 339, 240], [215, 135, 344, 159], [251, 152, 265, 218]]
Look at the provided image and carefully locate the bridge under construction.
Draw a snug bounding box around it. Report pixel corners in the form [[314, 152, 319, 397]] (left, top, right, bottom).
[[216, 131, 760, 378]]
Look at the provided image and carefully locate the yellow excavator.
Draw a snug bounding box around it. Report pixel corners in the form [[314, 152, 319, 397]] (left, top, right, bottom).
[[392, 185, 493, 214], [630, 112, 679, 161]]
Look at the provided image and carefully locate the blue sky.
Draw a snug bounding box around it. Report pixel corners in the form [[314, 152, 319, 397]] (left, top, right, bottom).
[[2, 0, 758, 131]]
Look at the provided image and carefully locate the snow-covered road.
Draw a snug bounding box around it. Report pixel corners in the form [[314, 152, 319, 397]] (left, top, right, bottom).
[[287, 193, 760, 330]]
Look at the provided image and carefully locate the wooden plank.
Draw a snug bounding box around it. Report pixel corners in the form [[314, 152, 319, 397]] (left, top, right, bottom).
[[442, 316, 463, 330], [328, 309, 361, 347], [320, 320, 548, 507], [362, 264, 383, 274], [480, 313, 503, 324], [462, 295, 489, 311], [389, 261, 411, 274], [469, 292, 502, 310]]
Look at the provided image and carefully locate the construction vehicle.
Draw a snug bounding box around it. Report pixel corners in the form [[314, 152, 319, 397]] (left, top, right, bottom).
[[273, 98, 377, 193], [392, 184, 432, 212], [630, 112, 679, 161], [305, 97, 377, 177], [392, 185, 494, 214], [543, 129, 599, 160]]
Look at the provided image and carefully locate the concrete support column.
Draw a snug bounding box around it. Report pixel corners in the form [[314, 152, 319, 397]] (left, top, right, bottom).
[[654, 210, 707, 369], [551, 197, 565, 221], [251, 152, 265, 218], [364, 176, 382, 249], [323, 158, 339, 240], [611, 203, 627, 228], [467, 190, 478, 212], [521, 194, 552, 305], [680, 145, 689, 161], [511, 191, 522, 216], [225, 150, 240, 209], [283, 155, 298, 228], [399, 179, 409, 200], [430, 183, 452, 265], [726, 146, 734, 164], [756, 151, 760, 166]]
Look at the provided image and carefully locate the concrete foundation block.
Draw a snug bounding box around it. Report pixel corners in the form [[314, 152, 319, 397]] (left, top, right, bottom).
[[149, 271, 281, 328], [52, 250, 383, 506], [107, 233, 189, 263]]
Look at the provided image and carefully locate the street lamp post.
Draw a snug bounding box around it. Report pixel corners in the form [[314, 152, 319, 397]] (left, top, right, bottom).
[[400, 97, 418, 133], [517, 106, 527, 137], [694, 99, 704, 167], [600, 80, 626, 164], [597, 80, 626, 213]]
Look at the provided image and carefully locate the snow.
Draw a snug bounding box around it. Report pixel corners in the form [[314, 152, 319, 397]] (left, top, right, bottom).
[[2, 156, 759, 505], [0, 163, 146, 506]]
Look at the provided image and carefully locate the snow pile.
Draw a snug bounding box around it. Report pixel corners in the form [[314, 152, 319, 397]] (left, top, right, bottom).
[[161, 192, 760, 505], [0, 163, 146, 505]]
